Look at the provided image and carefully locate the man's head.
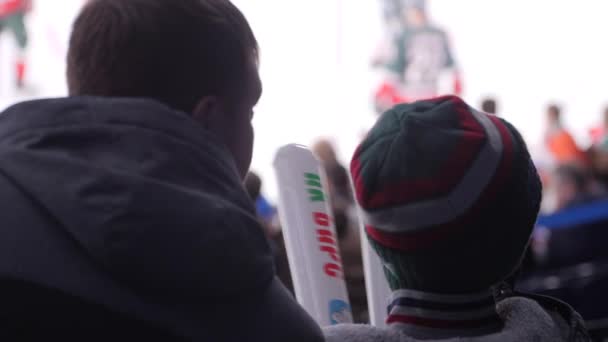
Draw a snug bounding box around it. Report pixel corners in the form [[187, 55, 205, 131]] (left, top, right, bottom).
[[481, 97, 498, 115], [244, 171, 262, 201], [351, 96, 542, 293], [547, 104, 561, 126], [312, 139, 338, 165], [402, 0, 427, 27], [68, 0, 262, 178]]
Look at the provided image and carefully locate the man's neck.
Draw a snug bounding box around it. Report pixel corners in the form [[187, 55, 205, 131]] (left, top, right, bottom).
[[386, 288, 502, 340]]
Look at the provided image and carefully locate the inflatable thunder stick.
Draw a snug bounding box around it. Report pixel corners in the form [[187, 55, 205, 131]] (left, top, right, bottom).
[[348, 171, 391, 327], [360, 221, 391, 327], [273, 144, 353, 327]]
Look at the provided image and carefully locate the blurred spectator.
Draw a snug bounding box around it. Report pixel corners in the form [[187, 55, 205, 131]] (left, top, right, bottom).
[[0, 0, 31, 90], [244, 171, 277, 233], [589, 106, 608, 145], [544, 104, 587, 166], [599, 106, 608, 148], [553, 165, 597, 211], [481, 97, 498, 115], [244, 171, 293, 293], [312, 139, 353, 230], [585, 107, 608, 190], [589, 147, 608, 189], [312, 139, 368, 323]]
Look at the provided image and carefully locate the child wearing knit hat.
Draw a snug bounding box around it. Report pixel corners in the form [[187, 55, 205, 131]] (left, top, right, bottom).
[[324, 96, 589, 342]]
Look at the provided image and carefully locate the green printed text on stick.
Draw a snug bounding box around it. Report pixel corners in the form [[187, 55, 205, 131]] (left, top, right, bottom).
[[305, 173, 325, 202]]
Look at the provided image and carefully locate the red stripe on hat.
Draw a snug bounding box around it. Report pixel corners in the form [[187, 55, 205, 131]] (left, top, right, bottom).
[[365, 115, 515, 251], [387, 313, 501, 330], [351, 97, 486, 211]]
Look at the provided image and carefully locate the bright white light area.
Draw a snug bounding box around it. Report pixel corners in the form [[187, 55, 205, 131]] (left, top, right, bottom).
[[1, 0, 606, 200]]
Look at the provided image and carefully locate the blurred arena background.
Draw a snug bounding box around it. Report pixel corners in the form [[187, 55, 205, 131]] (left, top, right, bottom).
[[2, 1, 608, 199]]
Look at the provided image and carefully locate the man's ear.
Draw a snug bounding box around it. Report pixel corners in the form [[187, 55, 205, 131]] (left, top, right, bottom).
[[192, 96, 222, 129]]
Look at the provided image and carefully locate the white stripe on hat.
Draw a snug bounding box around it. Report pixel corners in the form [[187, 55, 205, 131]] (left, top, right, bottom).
[[386, 289, 501, 339], [361, 109, 503, 232]]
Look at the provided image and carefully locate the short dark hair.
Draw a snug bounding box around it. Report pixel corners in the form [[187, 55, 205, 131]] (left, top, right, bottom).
[[481, 98, 497, 114], [67, 0, 258, 113], [547, 104, 561, 118], [244, 171, 262, 201]]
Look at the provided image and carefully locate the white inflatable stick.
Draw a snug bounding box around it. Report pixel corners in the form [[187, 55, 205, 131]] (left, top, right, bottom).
[[360, 222, 392, 327], [273, 144, 353, 327], [348, 174, 391, 327]]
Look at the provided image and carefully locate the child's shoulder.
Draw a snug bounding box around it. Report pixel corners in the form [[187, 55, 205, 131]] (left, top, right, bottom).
[[497, 295, 590, 342], [323, 297, 587, 342], [324, 323, 412, 342]]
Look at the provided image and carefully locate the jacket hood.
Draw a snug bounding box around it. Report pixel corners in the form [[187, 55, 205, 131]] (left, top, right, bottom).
[[0, 96, 275, 337]]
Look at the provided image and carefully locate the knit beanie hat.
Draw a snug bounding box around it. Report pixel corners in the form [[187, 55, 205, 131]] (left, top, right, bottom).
[[351, 96, 542, 293]]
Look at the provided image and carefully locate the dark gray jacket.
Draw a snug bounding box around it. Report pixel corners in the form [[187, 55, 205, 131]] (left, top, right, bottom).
[[0, 97, 323, 341]]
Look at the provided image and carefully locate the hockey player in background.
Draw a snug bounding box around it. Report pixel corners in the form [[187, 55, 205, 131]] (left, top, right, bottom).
[[373, 0, 461, 113], [0, 0, 31, 90]]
